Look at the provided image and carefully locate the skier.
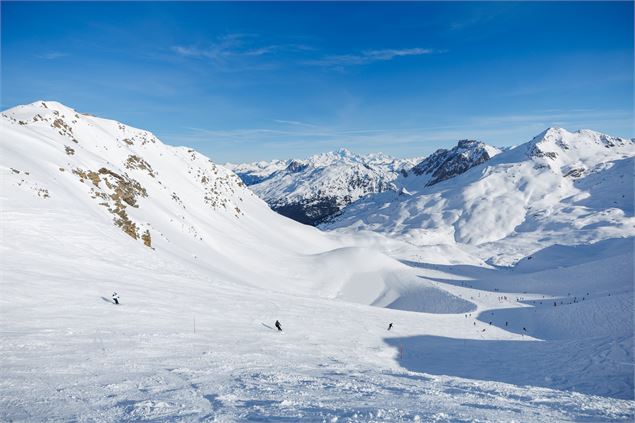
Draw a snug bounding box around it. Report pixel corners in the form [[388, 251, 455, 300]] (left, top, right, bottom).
[[387, 323, 393, 331], [275, 320, 282, 331], [112, 292, 119, 305]]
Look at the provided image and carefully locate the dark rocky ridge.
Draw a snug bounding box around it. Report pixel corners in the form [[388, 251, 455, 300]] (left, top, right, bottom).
[[410, 140, 498, 186]]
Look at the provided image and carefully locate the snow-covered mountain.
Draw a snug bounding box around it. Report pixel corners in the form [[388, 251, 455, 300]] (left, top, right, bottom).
[[225, 158, 289, 185], [0, 101, 429, 303], [227, 149, 421, 225], [325, 127, 635, 266], [229, 141, 501, 226]]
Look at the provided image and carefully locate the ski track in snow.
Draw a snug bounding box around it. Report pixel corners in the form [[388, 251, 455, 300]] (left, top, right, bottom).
[[1, 299, 633, 422], [1, 246, 633, 422]]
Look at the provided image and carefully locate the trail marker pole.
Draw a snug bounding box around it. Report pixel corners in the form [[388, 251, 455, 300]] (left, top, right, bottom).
[[193, 315, 196, 334]]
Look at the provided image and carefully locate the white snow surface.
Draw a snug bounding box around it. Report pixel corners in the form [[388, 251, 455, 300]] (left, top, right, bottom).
[[1, 102, 633, 422]]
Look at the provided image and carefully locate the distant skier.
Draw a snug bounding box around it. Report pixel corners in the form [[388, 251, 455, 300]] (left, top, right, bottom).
[[112, 292, 119, 305], [275, 320, 282, 331], [387, 323, 393, 331]]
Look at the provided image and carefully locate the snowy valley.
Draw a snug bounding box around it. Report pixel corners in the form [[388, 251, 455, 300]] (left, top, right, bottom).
[[1, 101, 634, 422]]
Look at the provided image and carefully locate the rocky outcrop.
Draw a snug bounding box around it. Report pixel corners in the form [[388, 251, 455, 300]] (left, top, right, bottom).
[[410, 140, 500, 186]]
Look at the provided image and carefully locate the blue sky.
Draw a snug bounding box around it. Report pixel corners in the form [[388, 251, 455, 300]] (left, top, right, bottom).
[[2, 1, 633, 163]]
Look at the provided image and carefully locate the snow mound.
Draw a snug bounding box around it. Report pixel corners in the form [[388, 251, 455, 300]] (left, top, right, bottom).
[[306, 247, 475, 313]]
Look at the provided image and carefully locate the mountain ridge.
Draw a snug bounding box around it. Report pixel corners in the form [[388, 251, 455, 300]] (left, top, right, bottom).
[[323, 126, 635, 266], [229, 139, 503, 226]]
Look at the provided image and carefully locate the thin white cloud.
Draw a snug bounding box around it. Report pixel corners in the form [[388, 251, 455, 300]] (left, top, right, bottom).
[[303, 48, 435, 66], [173, 38, 436, 69], [36, 52, 69, 60], [172, 34, 313, 65], [273, 119, 321, 128]]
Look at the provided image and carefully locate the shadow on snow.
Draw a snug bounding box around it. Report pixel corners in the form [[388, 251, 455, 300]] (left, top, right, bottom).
[[384, 334, 634, 400]]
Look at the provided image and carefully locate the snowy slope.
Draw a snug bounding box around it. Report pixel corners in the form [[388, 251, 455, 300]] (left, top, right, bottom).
[[0, 101, 439, 305], [1, 105, 633, 421], [228, 149, 421, 225], [325, 127, 635, 266]]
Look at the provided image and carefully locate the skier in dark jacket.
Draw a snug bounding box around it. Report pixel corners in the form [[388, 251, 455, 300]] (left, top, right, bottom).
[[387, 323, 393, 331], [112, 292, 119, 305], [275, 320, 282, 331]]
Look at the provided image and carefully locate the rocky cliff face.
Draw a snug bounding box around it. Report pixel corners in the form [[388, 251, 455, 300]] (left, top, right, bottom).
[[409, 140, 501, 187]]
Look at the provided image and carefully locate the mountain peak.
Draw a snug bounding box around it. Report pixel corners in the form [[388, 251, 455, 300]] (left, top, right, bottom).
[[10, 100, 77, 115], [526, 127, 632, 163], [531, 127, 570, 143], [410, 138, 500, 186], [456, 139, 482, 149], [336, 147, 352, 157]]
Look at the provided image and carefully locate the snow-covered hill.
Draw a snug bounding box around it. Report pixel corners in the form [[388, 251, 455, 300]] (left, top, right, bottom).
[[325, 127, 635, 266], [229, 140, 501, 226]]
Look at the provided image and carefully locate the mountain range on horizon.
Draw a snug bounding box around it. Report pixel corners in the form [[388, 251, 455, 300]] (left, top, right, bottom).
[[3, 99, 633, 261], [228, 128, 633, 237], [228, 140, 503, 226]]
